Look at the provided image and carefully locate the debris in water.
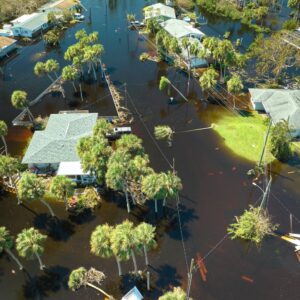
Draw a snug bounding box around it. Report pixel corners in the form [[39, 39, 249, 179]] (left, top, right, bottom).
[[11, 269, 16, 274], [288, 171, 295, 174], [241, 276, 254, 283], [196, 253, 207, 282]]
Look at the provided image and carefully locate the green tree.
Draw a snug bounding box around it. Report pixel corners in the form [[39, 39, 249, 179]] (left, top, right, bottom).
[[154, 125, 174, 145], [43, 29, 60, 46], [90, 224, 123, 276], [11, 90, 34, 122], [68, 267, 112, 298], [0, 226, 23, 270], [75, 187, 102, 214], [226, 74, 243, 109], [62, 65, 79, 92], [0, 155, 21, 204], [135, 222, 157, 266], [50, 175, 75, 211], [16, 227, 47, 270], [159, 286, 192, 300], [106, 151, 132, 212], [115, 134, 144, 157], [270, 121, 293, 161], [45, 59, 60, 80], [288, 0, 300, 20], [17, 172, 55, 217], [159, 76, 189, 102], [227, 205, 278, 246], [111, 220, 139, 274], [199, 67, 218, 100], [93, 118, 114, 138], [0, 120, 8, 155]]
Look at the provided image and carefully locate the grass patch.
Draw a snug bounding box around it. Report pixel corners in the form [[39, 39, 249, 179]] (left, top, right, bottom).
[[213, 112, 274, 163]]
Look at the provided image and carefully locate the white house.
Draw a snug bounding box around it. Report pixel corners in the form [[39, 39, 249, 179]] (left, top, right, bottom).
[[12, 12, 49, 38], [249, 88, 300, 137], [160, 19, 206, 41], [22, 112, 98, 182], [0, 36, 17, 58], [122, 286, 143, 300], [143, 3, 176, 22]]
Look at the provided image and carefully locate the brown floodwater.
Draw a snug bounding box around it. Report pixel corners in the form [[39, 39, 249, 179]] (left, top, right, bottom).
[[0, 0, 299, 299]]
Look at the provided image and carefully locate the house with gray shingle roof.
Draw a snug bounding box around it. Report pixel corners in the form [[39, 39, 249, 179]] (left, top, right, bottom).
[[249, 88, 300, 137], [22, 113, 98, 175]]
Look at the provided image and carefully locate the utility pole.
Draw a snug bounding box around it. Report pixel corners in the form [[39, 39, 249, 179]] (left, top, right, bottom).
[[290, 213, 293, 233], [260, 177, 272, 210], [258, 116, 272, 167], [186, 258, 194, 299], [124, 83, 127, 108]]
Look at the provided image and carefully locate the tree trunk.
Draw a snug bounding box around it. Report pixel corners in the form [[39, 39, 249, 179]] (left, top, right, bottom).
[[124, 187, 131, 213], [86, 282, 114, 299], [72, 82, 77, 92], [27, 108, 35, 123], [13, 180, 22, 205], [154, 199, 158, 213], [79, 84, 84, 102], [40, 199, 55, 217], [35, 252, 45, 270], [131, 248, 138, 273], [47, 74, 54, 82], [163, 196, 167, 207], [92, 64, 97, 81], [115, 256, 122, 276], [1, 136, 8, 155], [64, 193, 68, 211], [5, 248, 23, 270], [143, 244, 149, 266]]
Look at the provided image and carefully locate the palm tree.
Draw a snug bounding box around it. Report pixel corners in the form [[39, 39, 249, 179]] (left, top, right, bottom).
[[90, 224, 124, 276], [159, 286, 192, 300], [115, 134, 144, 157], [16, 227, 47, 270], [45, 59, 60, 80], [83, 44, 104, 80], [181, 37, 192, 94], [34, 62, 46, 79], [159, 76, 188, 102], [17, 172, 55, 217], [135, 222, 157, 266], [0, 120, 8, 155], [50, 176, 75, 211], [11, 90, 34, 122], [111, 220, 139, 274], [68, 267, 113, 299], [0, 155, 21, 204], [92, 118, 113, 138], [162, 171, 182, 206], [154, 125, 174, 145], [0, 226, 23, 270], [106, 151, 132, 213], [199, 67, 218, 101], [227, 74, 243, 110], [62, 65, 79, 92]]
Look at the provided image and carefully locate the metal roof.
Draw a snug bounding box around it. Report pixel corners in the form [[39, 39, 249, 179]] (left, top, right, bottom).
[[12, 12, 48, 31], [0, 36, 17, 49], [160, 19, 206, 40], [22, 113, 98, 164], [122, 286, 143, 300], [250, 88, 300, 130], [144, 3, 176, 20]]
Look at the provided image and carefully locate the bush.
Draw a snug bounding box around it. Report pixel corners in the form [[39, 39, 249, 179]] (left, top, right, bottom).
[[139, 52, 150, 61], [282, 19, 299, 31], [228, 205, 278, 245], [270, 121, 293, 162], [176, 0, 195, 11]]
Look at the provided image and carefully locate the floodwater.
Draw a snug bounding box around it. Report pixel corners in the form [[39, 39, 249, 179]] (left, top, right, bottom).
[[0, 0, 300, 299]]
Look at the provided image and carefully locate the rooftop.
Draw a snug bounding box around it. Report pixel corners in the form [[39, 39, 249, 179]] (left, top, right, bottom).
[[249, 88, 300, 130], [0, 36, 17, 49], [12, 12, 49, 31], [144, 3, 176, 20], [39, 0, 79, 11], [160, 19, 206, 40], [122, 286, 143, 300], [22, 113, 98, 164]]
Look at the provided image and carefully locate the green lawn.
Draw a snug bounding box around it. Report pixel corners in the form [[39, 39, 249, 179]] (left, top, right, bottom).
[[213, 112, 274, 163]]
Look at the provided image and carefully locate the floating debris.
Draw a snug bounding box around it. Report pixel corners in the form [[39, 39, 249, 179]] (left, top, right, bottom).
[[241, 276, 254, 283]]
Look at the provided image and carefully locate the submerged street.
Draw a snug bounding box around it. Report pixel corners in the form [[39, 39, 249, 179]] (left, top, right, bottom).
[[0, 0, 299, 299]]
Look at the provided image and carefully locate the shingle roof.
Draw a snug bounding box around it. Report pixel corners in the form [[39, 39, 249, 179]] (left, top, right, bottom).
[[144, 3, 176, 20], [160, 19, 206, 39], [13, 12, 48, 31], [22, 113, 98, 164]]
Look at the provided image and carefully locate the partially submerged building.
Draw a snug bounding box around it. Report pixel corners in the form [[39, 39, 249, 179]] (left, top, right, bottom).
[[39, 0, 81, 13], [11, 12, 49, 38], [160, 19, 206, 41], [22, 112, 98, 182], [143, 3, 176, 22], [249, 88, 300, 137], [0, 36, 17, 58]]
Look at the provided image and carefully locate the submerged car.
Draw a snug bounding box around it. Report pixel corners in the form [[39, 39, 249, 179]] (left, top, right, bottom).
[[74, 13, 85, 21]]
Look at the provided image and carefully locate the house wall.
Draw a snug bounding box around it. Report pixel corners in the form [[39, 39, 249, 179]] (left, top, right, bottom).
[[250, 98, 265, 111], [0, 43, 17, 58], [12, 23, 48, 38]]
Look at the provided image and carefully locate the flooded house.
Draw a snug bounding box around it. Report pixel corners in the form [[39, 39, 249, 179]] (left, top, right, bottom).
[[22, 112, 98, 184], [38, 0, 81, 13], [11, 12, 49, 38], [249, 88, 300, 137], [0, 36, 17, 58], [143, 3, 176, 23]]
